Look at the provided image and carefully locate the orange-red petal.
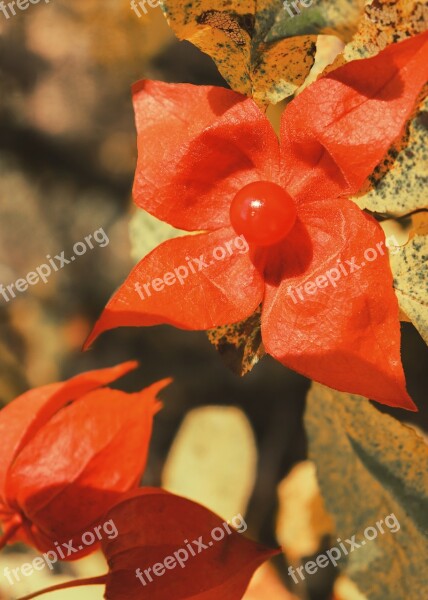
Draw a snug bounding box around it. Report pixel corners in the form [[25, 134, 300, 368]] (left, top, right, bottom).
[[5, 380, 170, 552], [0, 361, 138, 502], [132, 80, 280, 231], [280, 31, 428, 202], [261, 198, 414, 410], [85, 229, 264, 348]]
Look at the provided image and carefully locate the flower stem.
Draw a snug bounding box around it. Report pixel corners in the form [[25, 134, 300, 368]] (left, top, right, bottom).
[[0, 520, 22, 551], [17, 575, 108, 600]]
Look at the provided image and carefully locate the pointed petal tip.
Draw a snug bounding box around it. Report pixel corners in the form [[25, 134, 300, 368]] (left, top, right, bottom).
[[383, 390, 418, 413], [82, 320, 102, 352], [82, 309, 121, 352]]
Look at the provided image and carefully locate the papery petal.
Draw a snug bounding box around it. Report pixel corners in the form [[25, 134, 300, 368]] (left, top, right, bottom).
[[101, 488, 279, 600], [0, 361, 138, 502], [262, 198, 414, 410], [5, 380, 170, 551], [280, 31, 428, 202], [132, 80, 280, 231], [85, 229, 264, 348]]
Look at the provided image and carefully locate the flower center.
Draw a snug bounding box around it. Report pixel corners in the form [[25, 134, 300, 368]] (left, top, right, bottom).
[[229, 181, 297, 246]]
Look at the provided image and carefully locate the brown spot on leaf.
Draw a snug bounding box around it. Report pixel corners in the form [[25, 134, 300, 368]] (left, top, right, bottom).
[[197, 10, 253, 47], [207, 306, 264, 376]]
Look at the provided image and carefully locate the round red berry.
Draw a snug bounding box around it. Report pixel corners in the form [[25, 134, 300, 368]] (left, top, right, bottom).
[[230, 181, 297, 246]]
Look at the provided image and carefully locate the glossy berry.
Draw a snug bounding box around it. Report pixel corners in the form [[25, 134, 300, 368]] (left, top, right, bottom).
[[230, 181, 297, 246]]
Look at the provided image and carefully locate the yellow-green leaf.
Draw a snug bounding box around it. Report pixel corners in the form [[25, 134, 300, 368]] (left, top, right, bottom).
[[352, 90, 428, 216], [305, 382, 428, 600], [162, 406, 257, 519], [160, 0, 365, 105], [129, 208, 186, 262], [390, 233, 428, 344]]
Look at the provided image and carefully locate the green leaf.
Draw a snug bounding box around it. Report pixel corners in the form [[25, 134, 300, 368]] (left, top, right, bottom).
[[160, 0, 365, 105], [129, 209, 186, 262], [207, 306, 264, 376], [305, 382, 428, 600], [267, 0, 364, 43]]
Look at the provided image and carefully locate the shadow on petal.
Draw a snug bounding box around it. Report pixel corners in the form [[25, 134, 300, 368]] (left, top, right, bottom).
[[252, 218, 313, 287]]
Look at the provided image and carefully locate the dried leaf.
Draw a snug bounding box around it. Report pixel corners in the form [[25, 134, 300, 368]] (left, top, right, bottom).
[[390, 234, 428, 344], [329, 0, 428, 65], [162, 406, 257, 519], [352, 89, 428, 216], [207, 307, 264, 376], [160, 0, 366, 105], [276, 461, 334, 560], [305, 382, 428, 600]]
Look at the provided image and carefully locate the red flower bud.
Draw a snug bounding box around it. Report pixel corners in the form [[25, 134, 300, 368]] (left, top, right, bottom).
[[0, 362, 171, 556]]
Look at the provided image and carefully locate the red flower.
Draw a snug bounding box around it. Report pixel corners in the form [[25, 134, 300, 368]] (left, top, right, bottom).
[[86, 33, 428, 410], [0, 362, 170, 555]]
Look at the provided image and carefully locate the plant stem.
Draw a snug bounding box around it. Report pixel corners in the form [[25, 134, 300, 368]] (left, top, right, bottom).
[[0, 520, 22, 551], [17, 575, 108, 600]]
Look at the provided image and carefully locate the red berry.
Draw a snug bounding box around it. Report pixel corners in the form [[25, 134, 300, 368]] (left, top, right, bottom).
[[229, 181, 297, 246]]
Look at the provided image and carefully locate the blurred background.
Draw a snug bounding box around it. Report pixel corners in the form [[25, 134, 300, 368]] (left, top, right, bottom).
[[0, 1, 427, 599]]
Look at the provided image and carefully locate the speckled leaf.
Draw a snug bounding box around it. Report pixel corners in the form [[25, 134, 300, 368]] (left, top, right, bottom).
[[315, 2, 428, 217], [390, 234, 428, 344], [352, 89, 428, 217], [305, 382, 428, 600], [207, 306, 264, 376], [160, 0, 365, 105], [328, 0, 428, 66]]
